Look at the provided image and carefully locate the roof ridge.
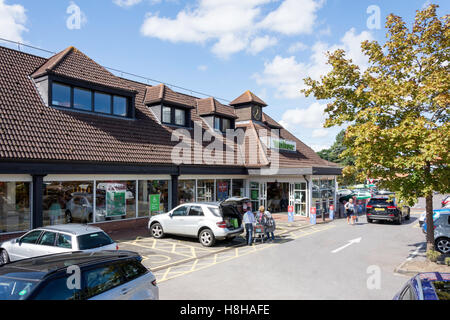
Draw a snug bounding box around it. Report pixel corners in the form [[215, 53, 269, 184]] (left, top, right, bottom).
[[31, 46, 74, 78]]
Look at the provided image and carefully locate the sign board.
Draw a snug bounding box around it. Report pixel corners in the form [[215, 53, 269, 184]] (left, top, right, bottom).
[[217, 182, 229, 201], [270, 138, 296, 152], [149, 194, 160, 213], [330, 205, 334, 211], [251, 190, 259, 201], [288, 206, 294, 213], [310, 207, 317, 215], [106, 190, 126, 217]]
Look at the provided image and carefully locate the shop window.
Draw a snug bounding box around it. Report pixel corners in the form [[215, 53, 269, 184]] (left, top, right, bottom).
[[95, 181, 136, 222], [232, 179, 245, 197], [250, 182, 259, 212], [178, 180, 195, 205], [216, 180, 230, 201], [138, 180, 169, 217], [197, 180, 215, 202], [0, 182, 31, 234], [43, 181, 94, 226], [312, 178, 336, 217]]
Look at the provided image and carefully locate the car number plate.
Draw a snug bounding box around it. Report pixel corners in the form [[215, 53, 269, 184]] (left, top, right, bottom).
[[375, 208, 384, 212]]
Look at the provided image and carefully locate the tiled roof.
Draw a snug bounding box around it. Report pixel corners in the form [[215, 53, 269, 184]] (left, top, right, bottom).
[[262, 113, 283, 129], [230, 90, 267, 107], [144, 84, 196, 108], [197, 97, 237, 119], [31, 46, 136, 93], [0, 45, 339, 171]]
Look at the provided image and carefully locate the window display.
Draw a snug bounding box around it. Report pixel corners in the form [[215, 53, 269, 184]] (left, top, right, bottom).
[[138, 180, 169, 217], [178, 180, 195, 204], [95, 181, 136, 222], [0, 182, 30, 233]]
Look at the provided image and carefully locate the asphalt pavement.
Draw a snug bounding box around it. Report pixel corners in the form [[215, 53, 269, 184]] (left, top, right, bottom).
[[157, 214, 425, 300]]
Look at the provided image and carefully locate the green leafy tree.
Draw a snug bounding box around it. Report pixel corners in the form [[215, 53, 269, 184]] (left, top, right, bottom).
[[317, 130, 362, 186], [303, 4, 449, 252]]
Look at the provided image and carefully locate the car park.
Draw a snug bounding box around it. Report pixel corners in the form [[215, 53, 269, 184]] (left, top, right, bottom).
[[0, 250, 158, 300], [422, 209, 450, 254], [148, 202, 243, 247], [366, 196, 410, 224], [393, 272, 450, 300], [0, 224, 118, 265]]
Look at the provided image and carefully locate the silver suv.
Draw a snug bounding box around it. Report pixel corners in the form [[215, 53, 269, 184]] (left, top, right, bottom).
[[434, 212, 450, 254], [0, 224, 118, 265], [148, 202, 243, 247]]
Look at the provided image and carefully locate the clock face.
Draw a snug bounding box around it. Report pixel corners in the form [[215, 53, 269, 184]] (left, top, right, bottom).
[[252, 106, 262, 121]]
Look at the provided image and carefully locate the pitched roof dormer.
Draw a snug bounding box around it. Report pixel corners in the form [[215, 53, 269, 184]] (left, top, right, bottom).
[[230, 91, 267, 122], [197, 97, 237, 119], [229, 90, 268, 108], [144, 84, 196, 109]]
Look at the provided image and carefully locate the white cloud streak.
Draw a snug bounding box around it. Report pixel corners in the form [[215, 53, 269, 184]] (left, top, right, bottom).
[[0, 0, 27, 42]]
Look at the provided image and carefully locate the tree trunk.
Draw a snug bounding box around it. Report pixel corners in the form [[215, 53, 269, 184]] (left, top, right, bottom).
[[425, 193, 435, 252]]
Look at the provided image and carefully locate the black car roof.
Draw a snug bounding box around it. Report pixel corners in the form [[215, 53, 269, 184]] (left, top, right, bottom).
[[0, 250, 140, 280]]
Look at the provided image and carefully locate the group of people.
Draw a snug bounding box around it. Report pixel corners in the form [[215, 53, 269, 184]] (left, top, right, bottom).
[[242, 204, 276, 246]]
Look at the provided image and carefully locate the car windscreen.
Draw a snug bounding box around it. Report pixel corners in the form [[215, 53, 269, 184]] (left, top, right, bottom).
[[0, 276, 39, 300], [368, 198, 394, 206], [77, 232, 113, 250]]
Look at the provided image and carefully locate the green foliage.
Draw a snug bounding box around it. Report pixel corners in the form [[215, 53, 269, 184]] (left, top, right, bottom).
[[302, 4, 450, 206], [426, 249, 442, 262], [445, 257, 450, 266]]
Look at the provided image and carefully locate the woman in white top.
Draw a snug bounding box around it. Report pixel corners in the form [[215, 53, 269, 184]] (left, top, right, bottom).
[[344, 198, 356, 225]]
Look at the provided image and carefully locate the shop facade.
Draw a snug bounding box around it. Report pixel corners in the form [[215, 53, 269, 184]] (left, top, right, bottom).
[[0, 45, 341, 239]]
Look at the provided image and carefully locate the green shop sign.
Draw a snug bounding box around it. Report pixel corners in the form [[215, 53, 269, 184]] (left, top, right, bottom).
[[149, 194, 161, 214], [271, 139, 296, 151]]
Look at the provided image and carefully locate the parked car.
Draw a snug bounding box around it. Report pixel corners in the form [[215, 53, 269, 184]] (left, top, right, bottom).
[[0, 224, 118, 265], [0, 250, 158, 300], [366, 196, 410, 224], [65, 193, 94, 223], [353, 189, 372, 200], [393, 272, 450, 300], [222, 197, 251, 216], [418, 208, 447, 227], [148, 202, 243, 247], [422, 209, 450, 254]]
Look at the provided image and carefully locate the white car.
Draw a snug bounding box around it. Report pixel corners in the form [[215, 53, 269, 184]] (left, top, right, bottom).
[[148, 202, 243, 247], [0, 224, 118, 265]]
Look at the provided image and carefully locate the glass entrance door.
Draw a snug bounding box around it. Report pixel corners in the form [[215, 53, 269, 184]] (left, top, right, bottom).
[[294, 183, 307, 216]]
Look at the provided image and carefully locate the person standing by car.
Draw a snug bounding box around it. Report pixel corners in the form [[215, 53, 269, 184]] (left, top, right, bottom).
[[258, 206, 276, 242], [345, 198, 356, 225], [243, 205, 256, 246]]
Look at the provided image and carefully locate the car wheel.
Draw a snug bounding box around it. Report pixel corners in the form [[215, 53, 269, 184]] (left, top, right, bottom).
[[151, 223, 164, 239], [435, 237, 450, 254], [367, 218, 373, 223], [395, 215, 402, 225], [199, 229, 216, 247], [0, 249, 9, 265], [65, 211, 73, 223]]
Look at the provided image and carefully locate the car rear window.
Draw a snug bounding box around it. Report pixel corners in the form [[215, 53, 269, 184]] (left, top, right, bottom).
[[77, 232, 113, 250], [433, 281, 450, 300], [368, 198, 394, 206]]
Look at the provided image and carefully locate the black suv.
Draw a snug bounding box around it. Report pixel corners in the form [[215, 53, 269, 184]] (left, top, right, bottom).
[[0, 250, 158, 300], [366, 196, 411, 224]]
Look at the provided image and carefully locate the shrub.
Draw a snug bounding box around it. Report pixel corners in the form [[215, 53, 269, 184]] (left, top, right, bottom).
[[445, 257, 450, 266], [426, 250, 441, 262]]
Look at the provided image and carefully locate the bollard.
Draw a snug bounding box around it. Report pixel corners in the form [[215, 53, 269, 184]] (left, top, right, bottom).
[[329, 204, 335, 220], [310, 213, 316, 225], [288, 205, 294, 222]]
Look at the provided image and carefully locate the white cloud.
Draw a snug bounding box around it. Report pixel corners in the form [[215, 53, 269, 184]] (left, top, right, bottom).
[[287, 41, 308, 54], [310, 143, 330, 152], [258, 0, 323, 35], [140, 0, 323, 58], [311, 128, 329, 138], [279, 102, 326, 130], [248, 35, 277, 55], [197, 65, 208, 71], [0, 0, 27, 42], [254, 28, 373, 99], [113, 0, 142, 7]]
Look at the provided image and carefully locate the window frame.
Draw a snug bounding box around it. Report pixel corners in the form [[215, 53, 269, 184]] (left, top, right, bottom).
[[160, 104, 189, 127], [213, 116, 234, 133], [49, 80, 131, 119], [37, 231, 57, 247], [80, 262, 127, 299]]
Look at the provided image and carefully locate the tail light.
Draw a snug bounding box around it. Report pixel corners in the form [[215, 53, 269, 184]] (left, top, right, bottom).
[[387, 206, 397, 210], [366, 205, 373, 209], [151, 279, 157, 286], [216, 221, 227, 228], [116, 244, 119, 250]]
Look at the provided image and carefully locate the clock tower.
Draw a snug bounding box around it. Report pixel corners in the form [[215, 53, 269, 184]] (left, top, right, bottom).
[[229, 90, 267, 122]]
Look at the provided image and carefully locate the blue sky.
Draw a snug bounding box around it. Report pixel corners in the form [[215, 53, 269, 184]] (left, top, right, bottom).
[[1, 0, 448, 151]]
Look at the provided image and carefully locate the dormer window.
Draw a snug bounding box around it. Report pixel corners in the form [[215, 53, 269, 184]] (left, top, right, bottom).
[[214, 116, 234, 133], [50, 81, 132, 118], [162, 105, 189, 127]]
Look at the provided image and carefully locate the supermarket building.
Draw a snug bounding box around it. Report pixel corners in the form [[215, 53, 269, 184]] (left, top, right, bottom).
[[0, 45, 341, 239]]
